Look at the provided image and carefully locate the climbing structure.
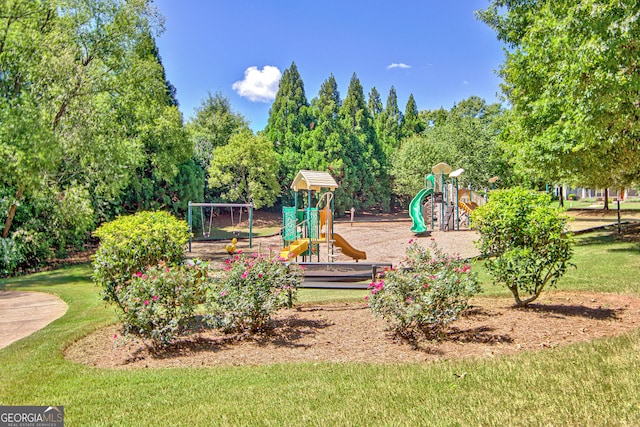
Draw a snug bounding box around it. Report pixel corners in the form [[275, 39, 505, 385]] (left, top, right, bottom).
[[280, 170, 366, 262]]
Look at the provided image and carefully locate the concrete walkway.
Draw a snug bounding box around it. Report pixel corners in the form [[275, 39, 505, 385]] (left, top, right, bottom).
[[0, 291, 67, 349]]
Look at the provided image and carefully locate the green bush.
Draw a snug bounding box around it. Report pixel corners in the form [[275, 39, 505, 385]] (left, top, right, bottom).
[[12, 229, 54, 270], [472, 187, 574, 307], [92, 211, 189, 308], [367, 240, 480, 338], [205, 252, 303, 333], [117, 260, 209, 347], [0, 237, 22, 277]]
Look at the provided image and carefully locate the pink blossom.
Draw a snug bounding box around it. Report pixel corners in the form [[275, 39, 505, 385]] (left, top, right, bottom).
[[113, 334, 118, 339], [364, 295, 369, 301], [141, 274, 148, 280], [225, 259, 231, 264], [241, 271, 249, 279], [462, 264, 472, 273], [408, 238, 414, 244], [252, 253, 258, 257], [236, 249, 243, 254], [143, 300, 150, 306], [134, 271, 143, 277], [258, 273, 263, 278], [152, 295, 158, 301], [277, 256, 286, 261], [406, 297, 413, 303], [220, 289, 228, 297], [423, 283, 430, 288]]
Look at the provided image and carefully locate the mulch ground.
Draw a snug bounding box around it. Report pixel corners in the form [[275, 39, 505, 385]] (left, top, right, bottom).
[[65, 291, 640, 368]]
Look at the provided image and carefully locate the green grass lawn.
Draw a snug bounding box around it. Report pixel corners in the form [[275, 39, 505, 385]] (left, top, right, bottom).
[[1, 231, 639, 426]]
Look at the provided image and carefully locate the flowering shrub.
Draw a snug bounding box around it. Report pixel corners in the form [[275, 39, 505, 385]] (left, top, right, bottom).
[[117, 260, 210, 347], [367, 240, 480, 337], [205, 252, 303, 333]]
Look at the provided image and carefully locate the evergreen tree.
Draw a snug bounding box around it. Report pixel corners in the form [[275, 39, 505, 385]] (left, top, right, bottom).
[[368, 87, 383, 120], [339, 73, 390, 212], [300, 75, 349, 209], [401, 94, 425, 136], [265, 61, 310, 153], [264, 62, 310, 198]]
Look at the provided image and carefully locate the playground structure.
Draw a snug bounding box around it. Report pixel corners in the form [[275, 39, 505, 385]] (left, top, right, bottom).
[[187, 202, 254, 252], [280, 170, 366, 262], [409, 162, 484, 234]]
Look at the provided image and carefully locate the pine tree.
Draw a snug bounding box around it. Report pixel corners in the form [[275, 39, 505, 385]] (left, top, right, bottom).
[[339, 73, 390, 212], [264, 62, 311, 198], [368, 87, 383, 120], [401, 94, 425, 136], [265, 61, 310, 153]]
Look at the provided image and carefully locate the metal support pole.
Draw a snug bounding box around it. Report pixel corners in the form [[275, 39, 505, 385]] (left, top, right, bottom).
[[188, 201, 192, 252], [249, 203, 253, 248]]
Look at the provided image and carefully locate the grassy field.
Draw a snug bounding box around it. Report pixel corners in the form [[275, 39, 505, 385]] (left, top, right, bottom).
[[1, 230, 639, 426]]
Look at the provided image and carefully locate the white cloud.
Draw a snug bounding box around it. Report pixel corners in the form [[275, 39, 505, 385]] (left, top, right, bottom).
[[462, 80, 470, 85], [232, 65, 282, 102], [386, 63, 412, 70]]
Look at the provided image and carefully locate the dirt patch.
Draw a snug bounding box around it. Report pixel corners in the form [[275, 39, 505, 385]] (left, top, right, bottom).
[[65, 292, 640, 368]]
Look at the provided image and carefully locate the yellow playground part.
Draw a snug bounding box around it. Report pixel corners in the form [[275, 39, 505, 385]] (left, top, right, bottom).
[[280, 239, 310, 260], [458, 201, 478, 215], [331, 233, 366, 261], [280, 170, 367, 262]]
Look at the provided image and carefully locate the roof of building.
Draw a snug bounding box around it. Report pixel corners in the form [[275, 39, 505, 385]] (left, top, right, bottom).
[[290, 170, 339, 192]]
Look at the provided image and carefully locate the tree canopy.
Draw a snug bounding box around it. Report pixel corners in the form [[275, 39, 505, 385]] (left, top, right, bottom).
[[478, 0, 640, 190]]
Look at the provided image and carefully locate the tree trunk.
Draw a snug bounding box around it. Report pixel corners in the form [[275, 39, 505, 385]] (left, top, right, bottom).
[[604, 188, 609, 211], [509, 285, 542, 307], [2, 185, 24, 238], [558, 186, 564, 207]]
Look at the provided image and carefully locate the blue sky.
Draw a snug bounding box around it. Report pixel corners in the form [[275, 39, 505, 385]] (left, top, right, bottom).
[[153, 0, 506, 131]]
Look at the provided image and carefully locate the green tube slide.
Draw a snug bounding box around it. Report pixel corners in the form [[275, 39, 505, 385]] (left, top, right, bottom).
[[409, 187, 433, 234]]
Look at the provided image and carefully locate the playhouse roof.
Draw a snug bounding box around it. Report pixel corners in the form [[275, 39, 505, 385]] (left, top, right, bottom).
[[290, 170, 339, 192]]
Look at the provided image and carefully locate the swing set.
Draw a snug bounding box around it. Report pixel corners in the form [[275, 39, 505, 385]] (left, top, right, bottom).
[[187, 202, 253, 252]]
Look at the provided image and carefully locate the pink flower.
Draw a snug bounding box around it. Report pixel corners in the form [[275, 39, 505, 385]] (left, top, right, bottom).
[[423, 283, 430, 288], [258, 273, 263, 278], [462, 264, 472, 273], [141, 274, 148, 280], [134, 271, 143, 277], [143, 300, 150, 306], [277, 256, 286, 261], [241, 271, 249, 279], [236, 249, 243, 254], [113, 334, 118, 339], [364, 295, 369, 301], [408, 238, 414, 244], [406, 297, 413, 303], [152, 295, 159, 301], [220, 289, 228, 297]]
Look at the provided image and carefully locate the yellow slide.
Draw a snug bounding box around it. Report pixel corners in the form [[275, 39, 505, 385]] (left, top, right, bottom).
[[332, 233, 366, 261], [280, 239, 309, 260], [458, 201, 478, 215]]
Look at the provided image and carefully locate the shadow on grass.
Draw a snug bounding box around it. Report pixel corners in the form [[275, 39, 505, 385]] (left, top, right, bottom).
[[0, 264, 92, 290], [574, 227, 640, 253]]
